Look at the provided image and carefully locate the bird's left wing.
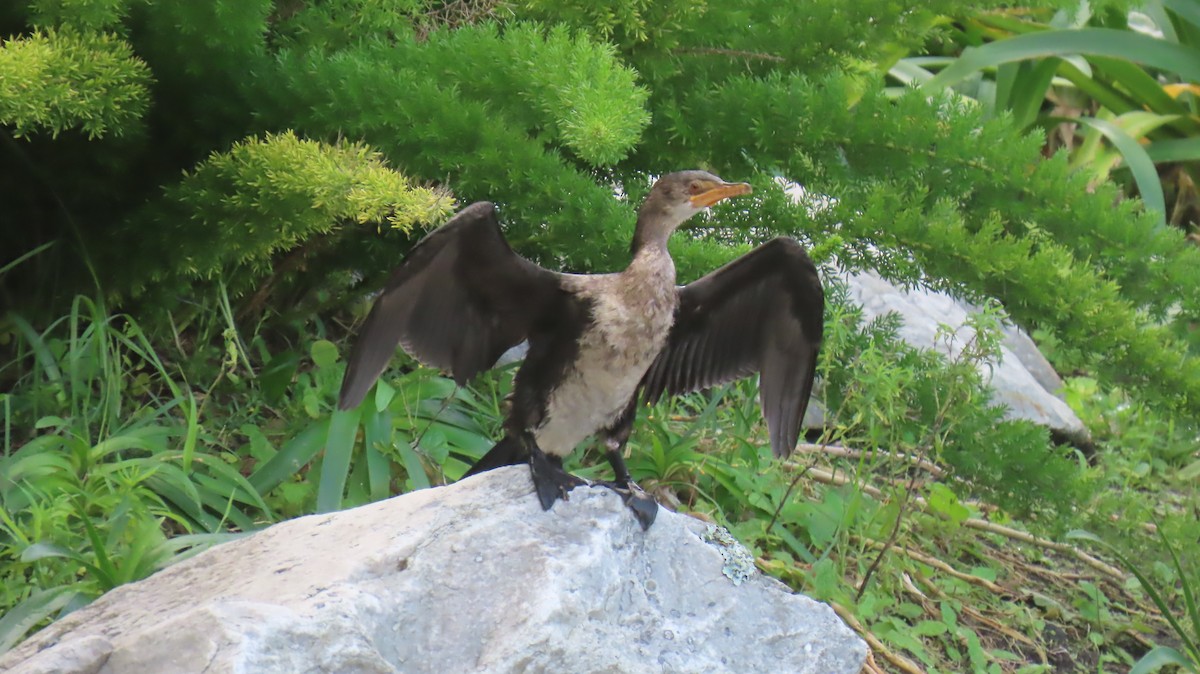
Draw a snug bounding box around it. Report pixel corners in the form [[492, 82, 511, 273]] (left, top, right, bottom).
[[338, 202, 565, 410], [639, 237, 824, 457]]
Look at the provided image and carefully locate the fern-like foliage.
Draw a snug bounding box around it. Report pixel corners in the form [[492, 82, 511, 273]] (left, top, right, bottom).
[[116, 131, 452, 299], [272, 20, 651, 167], [0, 28, 149, 138], [26, 0, 130, 32], [267, 33, 647, 269]]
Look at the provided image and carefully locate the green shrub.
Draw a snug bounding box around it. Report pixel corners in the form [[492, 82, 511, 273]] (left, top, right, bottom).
[[0, 28, 150, 138]]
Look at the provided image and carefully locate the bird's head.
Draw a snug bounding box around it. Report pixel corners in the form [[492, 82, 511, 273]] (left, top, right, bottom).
[[635, 171, 752, 247]]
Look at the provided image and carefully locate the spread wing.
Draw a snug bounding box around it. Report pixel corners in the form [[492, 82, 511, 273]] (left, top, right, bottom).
[[639, 237, 824, 457], [338, 202, 564, 410]]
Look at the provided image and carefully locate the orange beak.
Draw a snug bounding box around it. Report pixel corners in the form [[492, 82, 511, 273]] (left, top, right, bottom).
[[689, 181, 753, 208]]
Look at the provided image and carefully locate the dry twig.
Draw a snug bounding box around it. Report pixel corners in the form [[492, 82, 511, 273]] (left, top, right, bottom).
[[914, 573, 1047, 662], [858, 537, 1008, 596], [832, 602, 926, 674], [961, 519, 1126, 580], [795, 443, 946, 478]]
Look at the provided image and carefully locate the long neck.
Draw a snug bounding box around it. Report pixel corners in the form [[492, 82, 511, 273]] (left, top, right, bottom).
[[629, 212, 674, 258]]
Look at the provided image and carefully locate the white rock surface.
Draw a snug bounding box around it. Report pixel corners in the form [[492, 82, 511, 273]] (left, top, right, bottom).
[[1, 466, 867, 674], [844, 270, 1089, 444]]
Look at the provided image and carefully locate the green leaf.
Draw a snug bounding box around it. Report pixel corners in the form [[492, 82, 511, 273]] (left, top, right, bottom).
[[146, 473, 220, 532], [21, 541, 82, 563], [1090, 56, 1197, 125], [1057, 115, 1168, 224], [8, 313, 64, 396], [181, 389, 199, 473], [1179, 459, 1200, 481], [0, 241, 55, 277], [33, 415, 68, 429], [397, 431, 431, 492], [260, 349, 301, 405], [194, 455, 272, 514], [1006, 58, 1061, 128], [317, 406, 362, 513], [0, 587, 83, 654], [1129, 645, 1198, 674], [913, 620, 949, 637], [923, 29, 1200, 92], [888, 59, 938, 88], [374, 378, 396, 411], [77, 508, 118, 589], [248, 420, 328, 494], [362, 406, 393, 502], [310, 339, 339, 369], [926, 482, 970, 525], [1165, 0, 1200, 32], [1145, 136, 1200, 163]]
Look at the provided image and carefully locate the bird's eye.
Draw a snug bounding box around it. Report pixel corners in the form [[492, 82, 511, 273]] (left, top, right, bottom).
[[688, 181, 703, 194]]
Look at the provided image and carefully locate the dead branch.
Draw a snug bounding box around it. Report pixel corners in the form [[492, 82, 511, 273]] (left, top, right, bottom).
[[832, 602, 926, 674], [795, 443, 946, 478], [859, 537, 1008, 596]]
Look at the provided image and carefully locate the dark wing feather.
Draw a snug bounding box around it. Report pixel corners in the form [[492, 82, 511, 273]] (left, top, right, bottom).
[[338, 202, 564, 410], [640, 237, 824, 457]]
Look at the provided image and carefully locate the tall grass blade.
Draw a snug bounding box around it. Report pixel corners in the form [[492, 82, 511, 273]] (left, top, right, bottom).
[[1058, 116, 1168, 224], [1091, 56, 1198, 125], [0, 242, 55, 277], [76, 507, 118, 590], [248, 420, 328, 494], [1146, 136, 1200, 162], [193, 455, 272, 514], [215, 280, 252, 373], [1057, 59, 1142, 115], [180, 389, 199, 473], [1067, 530, 1200, 660], [0, 587, 79, 654], [317, 407, 362, 513], [1155, 526, 1200, 658], [362, 406, 393, 502], [8, 314, 64, 403], [190, 481, 259, 532], [155, 532, 246, 566], [147, 474, 221, 531], [1008, 58, 1061, 128], [1165, 0, 1200, 31]]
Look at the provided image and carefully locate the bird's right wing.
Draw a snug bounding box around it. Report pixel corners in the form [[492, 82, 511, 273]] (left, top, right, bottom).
[[338, 202, 565, 410]]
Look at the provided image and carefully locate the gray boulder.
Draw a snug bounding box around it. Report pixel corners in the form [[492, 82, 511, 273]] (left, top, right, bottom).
[[1, 466, 867, 674], [844, 269, 1089, 445]]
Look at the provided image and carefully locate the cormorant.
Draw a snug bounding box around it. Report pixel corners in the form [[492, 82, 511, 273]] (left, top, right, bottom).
[[338, 171, 824, 529]]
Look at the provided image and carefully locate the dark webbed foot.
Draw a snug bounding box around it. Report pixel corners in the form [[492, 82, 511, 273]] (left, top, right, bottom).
[[598, 435, 659, 530], [528, 445, 589, 511], [596, 480, 659, 530]]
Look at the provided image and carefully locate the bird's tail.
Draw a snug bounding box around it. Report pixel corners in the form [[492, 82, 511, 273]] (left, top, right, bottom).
[[462, 435, 528, 479]]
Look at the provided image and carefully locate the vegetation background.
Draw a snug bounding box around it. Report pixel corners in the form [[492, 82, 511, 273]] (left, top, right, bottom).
[[2, 0, 1199, 671]]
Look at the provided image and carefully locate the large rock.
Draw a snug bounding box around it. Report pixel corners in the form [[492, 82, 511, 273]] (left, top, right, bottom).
[[844, 269, 1089, 445], [2, 466, 867, 674]]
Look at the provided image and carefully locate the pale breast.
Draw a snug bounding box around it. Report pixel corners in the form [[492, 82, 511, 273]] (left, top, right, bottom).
[[534, 252, 677, 457]]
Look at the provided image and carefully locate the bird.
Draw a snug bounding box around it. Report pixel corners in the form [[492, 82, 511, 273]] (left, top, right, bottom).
[[337, 170, 824, 529]]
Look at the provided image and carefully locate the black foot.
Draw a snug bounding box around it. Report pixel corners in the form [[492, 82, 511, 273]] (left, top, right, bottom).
[[529, 449, 589, 511], [597, 481, 659, 530]]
